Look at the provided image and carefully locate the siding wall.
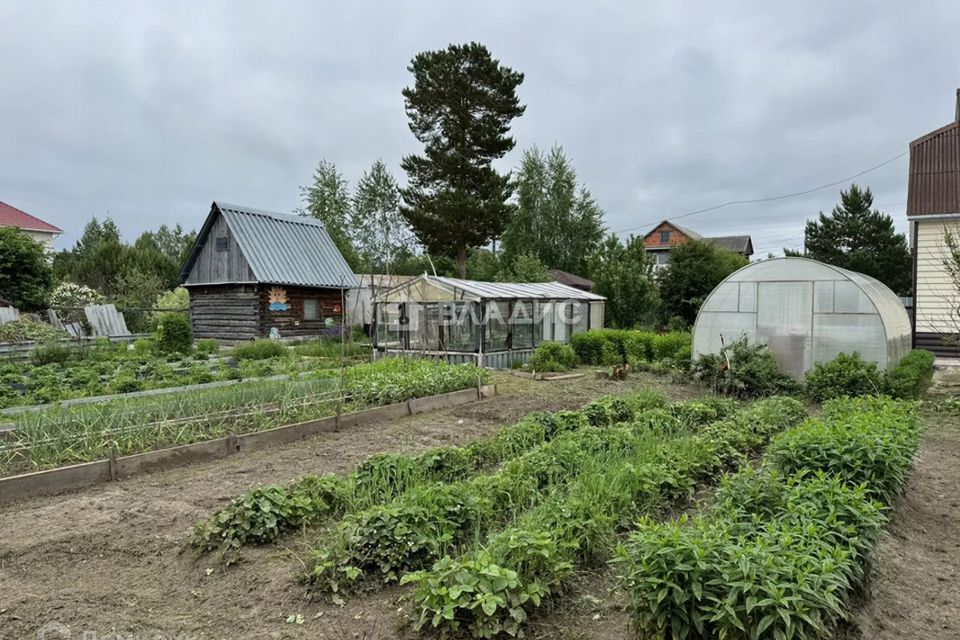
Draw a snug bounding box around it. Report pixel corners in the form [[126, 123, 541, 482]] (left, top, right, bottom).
[[258, 285, 345, 338], [914, 219, 960, 341], [184, 214, 256, 285], [188, 284, 260, 342]]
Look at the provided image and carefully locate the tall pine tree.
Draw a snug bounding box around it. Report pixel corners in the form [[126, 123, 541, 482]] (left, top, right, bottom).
[[400, 42, 525, 277], [803, 184, 912, 295]]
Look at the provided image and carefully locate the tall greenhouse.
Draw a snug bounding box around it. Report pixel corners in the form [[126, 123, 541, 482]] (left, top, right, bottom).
[[692, 257, 911, 378], [372, 275, 605, 368]]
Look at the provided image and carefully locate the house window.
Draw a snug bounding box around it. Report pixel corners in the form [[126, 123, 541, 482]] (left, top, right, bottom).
[[215, 236, 229, 251], [303, 299, 320, 321], [656, 252, 670, 265], [659, 230, 671, 244]]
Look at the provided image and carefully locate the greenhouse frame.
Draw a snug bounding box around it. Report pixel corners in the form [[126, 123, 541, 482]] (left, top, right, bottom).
[[372, 275, 606, 368], [692, 257, 912, 378]]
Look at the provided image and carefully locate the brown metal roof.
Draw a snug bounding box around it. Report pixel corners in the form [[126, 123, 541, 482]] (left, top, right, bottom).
[[907, 90, 960, 217]]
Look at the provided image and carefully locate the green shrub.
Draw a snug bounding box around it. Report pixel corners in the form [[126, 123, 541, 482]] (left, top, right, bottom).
[[194, 338, 220, 357], [651, 332, 691, 361], [691, 336, 798, 399], [232, 339, 287, 360], [191, 474, 349, 552], [885, 349, 935, 399], [343, 358, 487, 406], [529, 341, 576, 372], [769, 397, 921, 504], [804, 351, 884, 401], [30, 341, 77, 366], [154, 313, 192, 354]]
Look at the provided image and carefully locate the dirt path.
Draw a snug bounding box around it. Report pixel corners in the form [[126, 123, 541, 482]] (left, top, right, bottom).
[[0, 371, 698, 640], [845, 408, 960, 640]]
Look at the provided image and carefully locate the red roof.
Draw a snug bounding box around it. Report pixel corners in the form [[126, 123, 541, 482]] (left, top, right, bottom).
[[0, 201, 63, 234]]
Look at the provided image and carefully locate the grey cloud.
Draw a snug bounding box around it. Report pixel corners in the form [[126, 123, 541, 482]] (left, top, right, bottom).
[[0, 0, 958, 257]]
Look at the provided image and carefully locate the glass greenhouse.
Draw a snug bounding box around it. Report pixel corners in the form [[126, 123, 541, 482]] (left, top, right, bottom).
[[692, 257, 911, 378], [372, 275, 606, 368]]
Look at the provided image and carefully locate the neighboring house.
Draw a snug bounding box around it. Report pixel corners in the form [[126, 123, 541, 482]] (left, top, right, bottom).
[[642, 220, 754, 269], [548, 269, 594, 292], [0, 201, 62, 251], [907, 89, 960, 357], [178, 202, 359, 342]]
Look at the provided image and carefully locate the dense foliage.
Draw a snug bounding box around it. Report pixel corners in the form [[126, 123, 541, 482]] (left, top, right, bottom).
[[657, 240, 747, 326], [570, 329, 690, 366], [691, 336, 798, 398], [400, 42, 525, 277], [804, 351, 885, 401], [589, 234, 659, 328], [0, 227, 54, 310], [885, 349, 936, 399], [501, 145, 605, 276], [153, 313, 192, 354], [231, 339, 288, 361], [792, 184, 912, 296], [617, 397, 920, 640], [528, 341, 577, 372]]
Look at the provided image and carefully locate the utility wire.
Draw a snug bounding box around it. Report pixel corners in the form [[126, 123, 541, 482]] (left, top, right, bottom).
[[613, 150, 909, 235]]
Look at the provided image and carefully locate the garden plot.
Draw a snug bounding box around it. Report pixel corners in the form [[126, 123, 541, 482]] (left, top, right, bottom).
[[0, 358, 487, 476]]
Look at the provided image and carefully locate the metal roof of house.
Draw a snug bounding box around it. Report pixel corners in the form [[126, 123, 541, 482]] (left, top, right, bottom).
[[379, 274, 605, 302], [705, 235, 754, 255], [907, 90, 960, 217], [0, 201, 62, 234], [179, 202, 358, 288]]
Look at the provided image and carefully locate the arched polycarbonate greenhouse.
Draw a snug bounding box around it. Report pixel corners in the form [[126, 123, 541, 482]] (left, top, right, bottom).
[[692, 257, 912, 378]]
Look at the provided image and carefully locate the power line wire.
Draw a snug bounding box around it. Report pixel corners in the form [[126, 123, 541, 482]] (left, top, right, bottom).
[[613, 150, 909, 236]]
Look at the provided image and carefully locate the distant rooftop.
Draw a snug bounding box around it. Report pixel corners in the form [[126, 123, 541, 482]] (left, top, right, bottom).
[[0, 201, 62, 234]]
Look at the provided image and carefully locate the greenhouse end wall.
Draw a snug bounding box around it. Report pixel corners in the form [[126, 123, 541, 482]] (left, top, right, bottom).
[[692, 258, 912, 378]]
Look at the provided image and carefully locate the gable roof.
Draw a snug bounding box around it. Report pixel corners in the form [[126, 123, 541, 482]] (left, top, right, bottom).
[[907, 113, 960, 217], [643, 220, 702, 241], [705, 235, 754, 255], [0, 202, 62, 234], [548, 268, 594, 289], [179, 201, 358, 288]]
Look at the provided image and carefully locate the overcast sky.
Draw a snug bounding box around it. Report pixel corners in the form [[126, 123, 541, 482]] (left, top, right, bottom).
[[2, 1, 958, 256]]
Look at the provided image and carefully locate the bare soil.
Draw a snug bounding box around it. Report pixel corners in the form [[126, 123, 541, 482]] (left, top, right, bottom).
[[842, 406, 960, 640], [3, 372, 955, 640], [0, 370, 698, 640]]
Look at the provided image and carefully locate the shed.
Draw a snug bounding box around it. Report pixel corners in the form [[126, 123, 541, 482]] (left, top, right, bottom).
[[178, 202, 358, 342], [372, 275, 605, 368], [692, 257, 911, 378]]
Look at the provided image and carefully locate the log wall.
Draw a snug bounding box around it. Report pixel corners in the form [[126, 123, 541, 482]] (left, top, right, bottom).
[[187, 284, 260, 342], [258, 285, 345, 338]]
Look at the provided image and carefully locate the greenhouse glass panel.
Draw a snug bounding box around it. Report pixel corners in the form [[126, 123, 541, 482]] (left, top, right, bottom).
[[512, 301, 535, 349], [486, 301, 510, 351], [693, 258, 912, 377]]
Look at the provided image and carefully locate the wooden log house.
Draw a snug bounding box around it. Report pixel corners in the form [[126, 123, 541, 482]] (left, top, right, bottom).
[[178, 202, 358, 342]]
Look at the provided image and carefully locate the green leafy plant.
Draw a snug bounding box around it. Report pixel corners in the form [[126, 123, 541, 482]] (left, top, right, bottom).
[[804, 351, 885, 401], [691, 336, 798, 398], [885, 349, 935, 399], [154, 312, 192, 354], [529, 341, 576, 372]]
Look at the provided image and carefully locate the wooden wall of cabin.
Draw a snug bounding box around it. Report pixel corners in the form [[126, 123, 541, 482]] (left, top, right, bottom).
[[183, 213, 256, 285], [257, 284, 345, 338], [187, 284, 260, 342]]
